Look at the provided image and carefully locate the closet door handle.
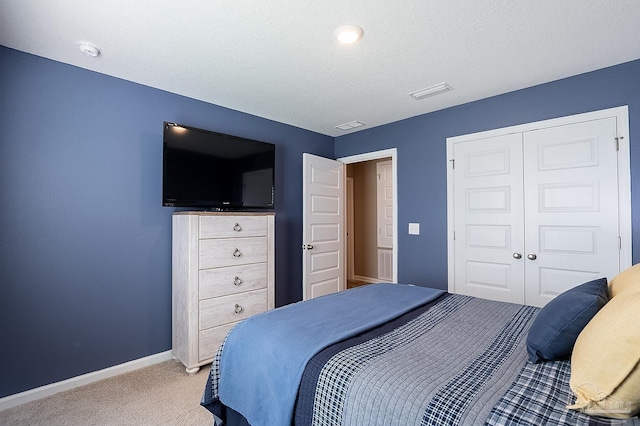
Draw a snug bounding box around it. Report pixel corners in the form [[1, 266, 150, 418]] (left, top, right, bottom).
[[527, 253, 537, 261], [513, 252, 522, 259]]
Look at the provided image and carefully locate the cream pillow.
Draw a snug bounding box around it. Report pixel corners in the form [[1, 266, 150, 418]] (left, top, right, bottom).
[[568, 292, 640, 418], [608, 263, 640, 298]]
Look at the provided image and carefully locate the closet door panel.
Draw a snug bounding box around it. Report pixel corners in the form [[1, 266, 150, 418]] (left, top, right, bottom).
[[452, 133, 525, 304], [523, 117, 620, 307]]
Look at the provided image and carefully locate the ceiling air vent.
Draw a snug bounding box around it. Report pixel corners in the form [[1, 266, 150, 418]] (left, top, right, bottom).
[[409, 83, 453, 100], [335, 121, 365, 131]]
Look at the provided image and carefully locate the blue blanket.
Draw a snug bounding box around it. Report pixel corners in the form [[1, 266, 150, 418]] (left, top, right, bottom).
[[218, 283, 444, 426]]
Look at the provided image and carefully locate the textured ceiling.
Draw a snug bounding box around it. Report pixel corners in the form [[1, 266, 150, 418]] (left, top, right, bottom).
[[1, 0, 639, 137]]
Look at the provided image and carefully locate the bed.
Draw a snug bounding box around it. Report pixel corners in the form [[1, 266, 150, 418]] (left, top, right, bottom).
[[201, 277, 640, 426]]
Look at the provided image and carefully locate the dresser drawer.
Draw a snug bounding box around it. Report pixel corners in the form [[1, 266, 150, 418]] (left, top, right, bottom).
[[199, 237, 267, 269], [199, 215, 267, 239], [199, 322, 236, 362], [199, 263, 267, 299], [199, 288, 267, 329]]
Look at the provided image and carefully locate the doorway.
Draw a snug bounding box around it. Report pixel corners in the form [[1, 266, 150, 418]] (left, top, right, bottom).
[[339, 148, 398, 288], [346, 158, 393, 288]]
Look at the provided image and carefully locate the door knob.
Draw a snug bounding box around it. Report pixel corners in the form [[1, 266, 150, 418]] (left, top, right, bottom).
[[513, 252, 522, 259], [527, 253, 537, 260]]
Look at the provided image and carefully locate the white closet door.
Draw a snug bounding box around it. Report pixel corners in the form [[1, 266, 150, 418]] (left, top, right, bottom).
[[522, 117, 620, 306], [453, 133, 525, 304]]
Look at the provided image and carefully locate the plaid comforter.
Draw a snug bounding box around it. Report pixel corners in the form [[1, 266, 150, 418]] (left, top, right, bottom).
[[203, 293, 631, 425]]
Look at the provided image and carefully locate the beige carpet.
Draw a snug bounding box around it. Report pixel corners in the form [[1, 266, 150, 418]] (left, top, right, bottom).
[[0, 360, 213, 426]]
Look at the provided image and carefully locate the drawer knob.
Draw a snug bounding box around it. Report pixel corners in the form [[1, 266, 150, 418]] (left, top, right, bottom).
[[234, 276, 242, 286], [233, 223, 242, 232], [234, 304, 244, 314], [233, 248, 242, 258]]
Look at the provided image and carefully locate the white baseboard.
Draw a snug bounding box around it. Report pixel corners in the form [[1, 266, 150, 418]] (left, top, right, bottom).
[[353, 275, 386, 284], [0, 350, 174, 411]]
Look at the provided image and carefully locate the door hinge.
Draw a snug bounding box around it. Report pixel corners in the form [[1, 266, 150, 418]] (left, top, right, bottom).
[[615, 136, 624, 151], [449, 159, 455, 169], [619, 236, 622, 250]]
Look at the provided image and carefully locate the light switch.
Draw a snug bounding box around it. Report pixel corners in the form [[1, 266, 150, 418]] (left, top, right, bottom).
[[408, 223, 420, 235]]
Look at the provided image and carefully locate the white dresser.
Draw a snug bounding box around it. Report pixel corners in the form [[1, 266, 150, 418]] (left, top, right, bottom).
[[171, 212, 275, 374]]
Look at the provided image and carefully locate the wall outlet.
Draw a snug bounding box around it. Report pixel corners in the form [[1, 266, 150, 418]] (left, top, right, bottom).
[[408, 223, 420, 235]]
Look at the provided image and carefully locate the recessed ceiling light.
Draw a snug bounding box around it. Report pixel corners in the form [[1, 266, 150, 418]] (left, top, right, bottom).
[[78, 42, 100, 57], [334, 25, 364, 44], [409, 83, 453, 100]]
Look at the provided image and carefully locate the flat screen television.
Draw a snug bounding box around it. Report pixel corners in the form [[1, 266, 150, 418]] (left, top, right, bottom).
[[162, 122, 275, 210]]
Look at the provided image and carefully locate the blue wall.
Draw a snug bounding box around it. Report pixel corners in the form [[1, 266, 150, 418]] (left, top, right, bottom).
[[2, 45, 638, 399], [335, 59, 640, 289], [0, 46, 333, 398]]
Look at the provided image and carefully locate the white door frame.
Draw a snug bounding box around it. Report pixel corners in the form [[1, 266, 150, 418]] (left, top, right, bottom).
[[338, 148, 398, 283], [446, 106, 632, 294], [346, 177, 355, 282]]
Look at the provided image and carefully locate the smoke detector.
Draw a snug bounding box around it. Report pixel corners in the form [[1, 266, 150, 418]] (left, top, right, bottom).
[[78, 43, 100, 57]]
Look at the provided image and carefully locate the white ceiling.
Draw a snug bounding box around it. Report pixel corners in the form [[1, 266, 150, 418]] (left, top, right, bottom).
[[1, 0, 639, 137]]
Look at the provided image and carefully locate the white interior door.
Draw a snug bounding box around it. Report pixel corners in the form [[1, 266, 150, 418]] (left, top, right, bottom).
[[376, 160, 393, 249], [522, 117, 621, 306], [453, 133, 526, 304], [302, 153, 345, 300]]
